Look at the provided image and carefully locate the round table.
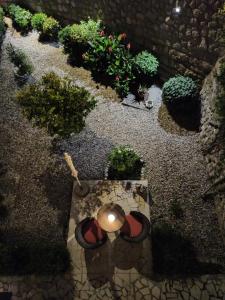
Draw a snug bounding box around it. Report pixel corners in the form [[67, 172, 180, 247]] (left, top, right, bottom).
[[97, 203, 126, 233]]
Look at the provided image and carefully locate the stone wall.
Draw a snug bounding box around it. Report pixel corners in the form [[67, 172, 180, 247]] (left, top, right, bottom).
[[14, 0, 225, 80], [200, 56, 225, 244]]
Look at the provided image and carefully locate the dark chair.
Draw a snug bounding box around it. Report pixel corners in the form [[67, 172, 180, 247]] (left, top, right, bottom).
[[75, 217, 108, 249], [120, 211, 150, 243]]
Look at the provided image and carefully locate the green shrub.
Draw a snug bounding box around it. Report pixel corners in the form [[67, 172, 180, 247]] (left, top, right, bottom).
[[9, 4, 32, 31], [0, 242, 70, 275], [59, 19, 101, 51], [16, 72, 96, 137], [108, 146, 140, 173], [6, 43, 34, 77], [8, 4, 18, 18], [84, 32, 135, 96], [0, 6, 4, 19], [42, 17, 60, 40], [162, 75, 198, 104], [0, 6, 5, 44], [135, 51, 159, 77], [31, 12, 47, 31]]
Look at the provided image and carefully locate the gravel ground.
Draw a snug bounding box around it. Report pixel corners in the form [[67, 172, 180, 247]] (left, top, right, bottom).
[[1, 22, 225, 266]]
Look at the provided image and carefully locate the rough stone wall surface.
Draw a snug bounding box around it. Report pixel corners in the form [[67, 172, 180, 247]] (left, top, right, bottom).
[[200, 56, 225, 243], [15, 0, 225, 80]]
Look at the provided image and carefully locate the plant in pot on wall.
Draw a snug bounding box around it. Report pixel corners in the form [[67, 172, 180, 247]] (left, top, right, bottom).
[[105, 146, 145, 180]]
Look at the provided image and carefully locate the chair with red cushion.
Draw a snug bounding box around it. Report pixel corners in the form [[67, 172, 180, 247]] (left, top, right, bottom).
[[120, 211, 150, 243], [75, 217, 108, 249]]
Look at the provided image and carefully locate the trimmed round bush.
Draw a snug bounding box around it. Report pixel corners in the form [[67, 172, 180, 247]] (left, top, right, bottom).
[[135, 51, 159, 77], [42, 17, 60, 40], [162, 75, 198, 104], [31, 12, 47, 31], [8, 4, 32, 31], [16, 72, 96, 137]]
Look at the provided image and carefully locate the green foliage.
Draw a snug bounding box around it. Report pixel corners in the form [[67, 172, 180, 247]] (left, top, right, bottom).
[[84, 32, 135, 96], [31, 12, 47, 31], [16, 72, 96, 137], [135, 51, 159, 77], [108, 146, 140, 173], [0, 6, 4, 19], [6, 43, 34, 77], [42, 17, 60, 40], [8, 4, 32, 31], [0, 242, 70, 275], [169, 199, 184, 219], [8, 4, 18, 18], [59, 19, 101, 54], [0, 6, 5, 43], [162, 75, 198, 104]]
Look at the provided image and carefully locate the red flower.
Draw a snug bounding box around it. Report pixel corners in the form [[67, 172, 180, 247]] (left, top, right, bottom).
[[115, 76, 120, 81], [108, 47, 113, 53], [127, 43, 131, 49], [99, 30, 105, 36], [109, 35, 113, 40], [119, 33, 127, 40]]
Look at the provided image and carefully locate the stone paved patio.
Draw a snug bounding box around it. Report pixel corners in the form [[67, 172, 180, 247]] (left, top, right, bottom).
[[67, 180, 152, 299]]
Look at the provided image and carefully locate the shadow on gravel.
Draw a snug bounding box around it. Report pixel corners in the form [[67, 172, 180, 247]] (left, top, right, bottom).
[[152, 221, 224, 279]]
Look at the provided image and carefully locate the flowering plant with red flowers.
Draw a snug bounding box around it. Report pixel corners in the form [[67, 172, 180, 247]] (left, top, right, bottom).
[[84, 32, 135, 96]]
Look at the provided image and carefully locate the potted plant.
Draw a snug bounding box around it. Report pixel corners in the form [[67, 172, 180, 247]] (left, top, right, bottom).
[[105, 146, 145, 180]]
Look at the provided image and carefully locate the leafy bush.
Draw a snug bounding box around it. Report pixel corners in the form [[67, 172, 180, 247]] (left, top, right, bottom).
[[8, 4, 18, 18], [9, 4, 32, 31], [0, 6, 4, 19], [0, 242, 70, 275], [162, 75, 198, 105], [31, 12, 47, 31], [16, 72, 96, 137], [0, 6, 5, 44], [108, 146, 140, 173], [42, 17, 60, 40], [135, 51, 159, 77], [6, 43, 34, 77], [59, 19, 101, 53], [84, 32, 135, 96]]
